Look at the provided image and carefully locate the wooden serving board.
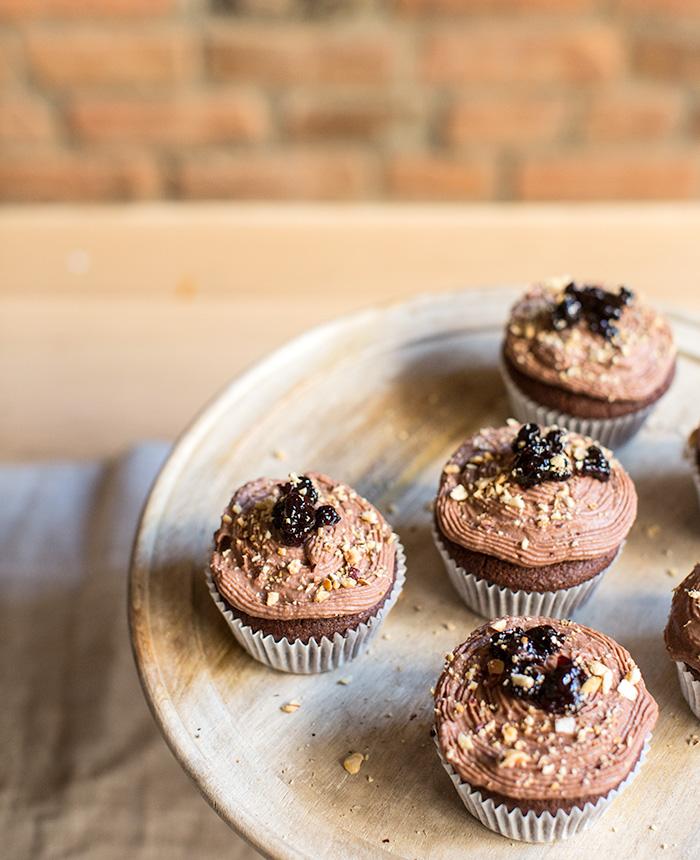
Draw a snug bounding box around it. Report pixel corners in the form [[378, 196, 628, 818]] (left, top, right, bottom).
[[129, 289, 700, 860]]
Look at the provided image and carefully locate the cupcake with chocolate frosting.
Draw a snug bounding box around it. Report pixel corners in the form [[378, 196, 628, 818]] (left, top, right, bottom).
[[501, 278, 676, 447], [688, 425, 700, 514], [208, 472, 405, 673], [665, 564, 700, 719], [434, 616, 657, 842], [433, 422, 637, 618]]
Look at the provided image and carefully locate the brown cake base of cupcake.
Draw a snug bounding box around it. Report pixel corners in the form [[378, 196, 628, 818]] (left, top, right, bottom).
[[503, 350, 676, 420], [436, 517, 617, 593], [685, 662, 700, 683], [216, 572, 396, 644]]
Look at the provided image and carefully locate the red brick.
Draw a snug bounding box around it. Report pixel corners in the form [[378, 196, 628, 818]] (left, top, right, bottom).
[[283, 94, 416, 142], [444, 94, 569, 146], [515, 150, 700, 200], [0, 152, 161, 201], [634, 34, 700, 82], [0, 96, 55, 142], [0, 37, 19, 85], [582, 86, 684, 142], [422, 25, 624, 85], [69, 93, 269, 145], [207, 26, 398, 86], [27, 28, 194, 88], [177, 150, 376, 200], [396, 0, 595, 12], [0, 0, 176, 18], [386, 154, 496, 200], [620, 0, 700, 14]]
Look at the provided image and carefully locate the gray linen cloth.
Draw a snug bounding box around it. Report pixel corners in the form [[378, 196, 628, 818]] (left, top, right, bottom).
[[0, 445, 258, 860]]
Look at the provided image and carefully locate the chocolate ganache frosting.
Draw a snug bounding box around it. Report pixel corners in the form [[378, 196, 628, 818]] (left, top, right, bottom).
[[435, 423, 637, 568], [434, 616, 658, 809], [210, 472, 397, 621], [665, 564, 700, 674], [504, 279, 675, 404]]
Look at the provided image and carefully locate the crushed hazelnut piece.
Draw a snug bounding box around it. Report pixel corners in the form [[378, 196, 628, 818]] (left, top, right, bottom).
[[280, 701, 300, 713], [343, 753, 365, 775], [581, 676, 602, 696], [266, 591, 280, 607], [457, 732, 473, 751], [443, 463, 461, 474], [500, 750, 530, 768], [617, 679, 639, 700], [449, 484, 468, 501]]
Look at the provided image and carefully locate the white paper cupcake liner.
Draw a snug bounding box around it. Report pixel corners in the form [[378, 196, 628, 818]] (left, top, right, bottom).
[[436, 735, 650, 843], [432, 524, 618, 619], [206, 539, 406, 674], [675, 661, 700, 720], [501, 362, 655, 449]]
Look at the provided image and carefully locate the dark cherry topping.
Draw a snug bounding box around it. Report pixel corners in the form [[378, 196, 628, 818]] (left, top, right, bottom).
[[315, 505, 341, 529], [271, 475, 340, 546], [280, 474, 318, 505], [510, 424, 611, 488], [486, 625, 582, 714], [511, 424, 572, 489], [578, 445, 611, 483], [526, 623, 564, 657], [537, 656, 585, 714], [551, 282, 635, 342]]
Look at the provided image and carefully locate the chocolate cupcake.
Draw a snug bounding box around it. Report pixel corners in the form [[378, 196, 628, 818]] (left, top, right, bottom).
[[434, 616, 657, 842], [433, 422, 637, 618], [208, 472, 405, 673], [664, 564, 700, 719], [688, 425, 700, 512], [501, 278, 676, 447]]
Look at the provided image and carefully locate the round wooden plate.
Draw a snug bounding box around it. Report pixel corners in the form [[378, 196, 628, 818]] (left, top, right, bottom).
[[129, 289, 700, 860]]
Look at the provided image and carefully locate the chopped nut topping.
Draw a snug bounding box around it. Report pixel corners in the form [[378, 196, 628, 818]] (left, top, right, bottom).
[[491, 619, 507, 632], [511, 673, 535, 689], [266, 591, 280, 606], [554, 716, 576, 735], [502, 724, 518, 745], [449, 484, 468, 501], [443, 463, 461, 474], [625, 666, 641, 685], [500, 749, 530, 768], [617, 678, 639, 700], [343, 752, 365, 775], [457, 732, 473, 751], [360, 510, 378, 524], [581, 676, 602, 697], [280, 701, 300, 713]]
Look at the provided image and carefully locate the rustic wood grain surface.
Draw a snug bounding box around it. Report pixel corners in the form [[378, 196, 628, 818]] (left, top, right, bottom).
[[2, 203, 700, 461], [130, 288, 700, 860]]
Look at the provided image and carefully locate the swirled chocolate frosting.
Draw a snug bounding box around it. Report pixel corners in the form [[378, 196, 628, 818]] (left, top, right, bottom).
[[503, 279, 675, 403], [210, 472, 396, 620], [435, 424, 637, 567], [435, 616, 658, 804], [665, 564, 700, 673]]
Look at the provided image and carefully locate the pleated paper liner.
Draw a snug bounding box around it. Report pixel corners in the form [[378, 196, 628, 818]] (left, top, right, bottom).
[[206, 538, 406, 674], [435, 736, 651, 843], [432, 524, 619, 620], [675, 661, 700, 720]]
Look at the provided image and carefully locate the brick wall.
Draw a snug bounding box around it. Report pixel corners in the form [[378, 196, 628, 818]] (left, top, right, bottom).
[[1, 0, 699, 202]]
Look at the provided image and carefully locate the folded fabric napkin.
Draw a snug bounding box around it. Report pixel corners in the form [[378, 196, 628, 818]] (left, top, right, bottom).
[[0, 444, 256, 860]]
